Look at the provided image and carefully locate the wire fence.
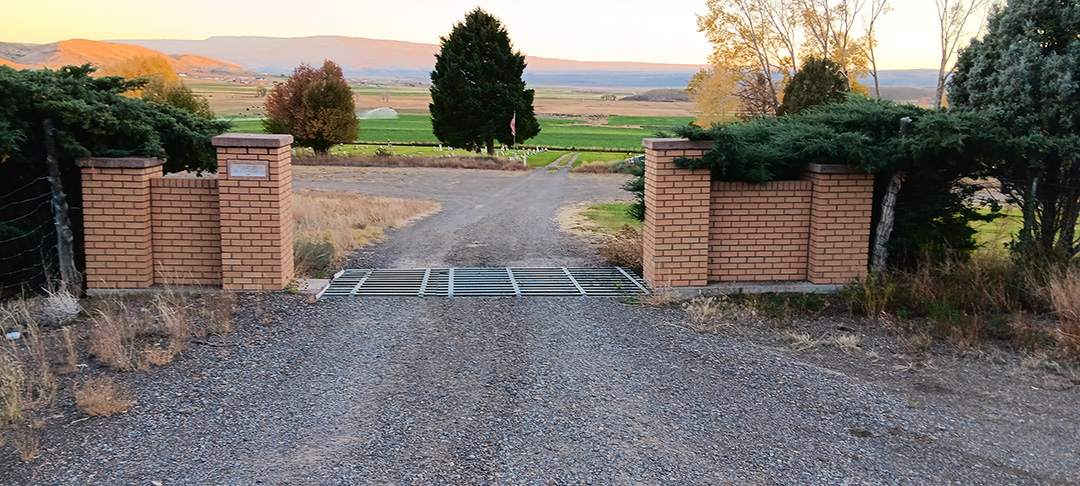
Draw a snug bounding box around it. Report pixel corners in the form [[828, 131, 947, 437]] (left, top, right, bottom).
[[0, 175, 58, 298]]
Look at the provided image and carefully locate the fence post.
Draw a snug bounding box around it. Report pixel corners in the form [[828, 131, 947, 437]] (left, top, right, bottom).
[[213, 134, 295, 291]]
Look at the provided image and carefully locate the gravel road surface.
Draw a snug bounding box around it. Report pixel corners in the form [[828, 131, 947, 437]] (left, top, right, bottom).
[[3, 166, 1075, 485]]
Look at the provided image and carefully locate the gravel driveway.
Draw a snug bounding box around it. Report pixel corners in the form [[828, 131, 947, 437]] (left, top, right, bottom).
[[3, 166, 1075, 485]]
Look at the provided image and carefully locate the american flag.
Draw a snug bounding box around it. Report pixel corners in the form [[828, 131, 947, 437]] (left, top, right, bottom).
[[510, 112, 516, 137]]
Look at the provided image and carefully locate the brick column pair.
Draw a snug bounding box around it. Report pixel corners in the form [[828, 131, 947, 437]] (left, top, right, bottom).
[[641, 138, 714, 287]]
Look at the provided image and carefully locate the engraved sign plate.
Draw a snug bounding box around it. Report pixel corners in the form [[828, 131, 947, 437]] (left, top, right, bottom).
[[228, 161, 268, 179]]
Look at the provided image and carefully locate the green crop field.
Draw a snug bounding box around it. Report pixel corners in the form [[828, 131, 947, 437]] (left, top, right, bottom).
[[607, 115, 696, 128], [227, 114, 687, 151]]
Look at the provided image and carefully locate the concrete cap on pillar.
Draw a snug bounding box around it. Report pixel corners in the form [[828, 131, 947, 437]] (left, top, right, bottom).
[[642, 138, 715, 150], [75, 157, 165, 168], [212, 133, 294, 148]]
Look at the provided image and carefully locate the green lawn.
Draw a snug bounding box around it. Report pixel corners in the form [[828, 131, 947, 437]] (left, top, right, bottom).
[[228, 114, 686, 151], [573, 151, 641, 167], [607, 115, 696, 129], [972, 206, 1022, 248], [582, 203, 641, 236], [521, 150, 569, 168]]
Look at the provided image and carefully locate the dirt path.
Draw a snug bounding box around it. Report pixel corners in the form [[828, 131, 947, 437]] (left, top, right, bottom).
[[3, 167, 1076, 485]]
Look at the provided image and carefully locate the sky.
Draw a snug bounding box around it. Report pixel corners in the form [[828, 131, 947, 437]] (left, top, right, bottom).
[[0, 0, 974, 70]]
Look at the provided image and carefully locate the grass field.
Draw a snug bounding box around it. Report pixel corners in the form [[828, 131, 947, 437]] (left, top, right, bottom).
[[229, 114, 688, 151]]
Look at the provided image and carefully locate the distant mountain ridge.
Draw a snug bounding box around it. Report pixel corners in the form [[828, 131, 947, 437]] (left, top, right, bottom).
[[113, 35, 710, 87], [0, 39, 253, 77], [0, 36, 941, 90]]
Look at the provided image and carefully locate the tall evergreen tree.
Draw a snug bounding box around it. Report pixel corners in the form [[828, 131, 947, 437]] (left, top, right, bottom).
[[430, 8, 539, 156], [264, 60, 358, 155], [949, 0, 1080, 261], [777, 57, 850, 116]]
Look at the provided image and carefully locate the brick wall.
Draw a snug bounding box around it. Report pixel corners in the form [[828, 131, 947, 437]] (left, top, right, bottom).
[[709, 181, 812, 282], [78, 134, 295, 292], [151, 178, 221, 285], [642, 138, 874, 288]]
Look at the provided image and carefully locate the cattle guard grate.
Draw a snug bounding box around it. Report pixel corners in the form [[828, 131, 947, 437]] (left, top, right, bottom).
[[317, 267, 649, 298]]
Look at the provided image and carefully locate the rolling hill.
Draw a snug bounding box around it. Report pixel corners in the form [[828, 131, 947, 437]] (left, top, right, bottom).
[[1, 35, 941, 91], [115, 36, 706, 88], [0, 39, 253, 77]]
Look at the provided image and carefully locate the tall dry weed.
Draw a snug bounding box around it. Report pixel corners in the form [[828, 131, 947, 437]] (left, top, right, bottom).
[[75, 377, 132, 416], [843, 272, 897, 317], [88, 302, 148, 371], [908, 249, 1020, 314], [598, 225, 643, 274], [293, 190, 440, 275], [0, 348, 24, 424], [1048, 269, 1080, 351]]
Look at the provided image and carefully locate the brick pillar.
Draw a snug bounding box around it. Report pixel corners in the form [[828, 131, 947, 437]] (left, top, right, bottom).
[[77, 157, 164, 289], [641, 138, 714, 287], [804, 163, 875, 284], [213, 134, 294, 291]]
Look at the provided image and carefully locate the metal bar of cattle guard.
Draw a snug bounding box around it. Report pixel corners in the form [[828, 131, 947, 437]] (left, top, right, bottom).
[[349, 270, 373, 297], [506, 267, 521, 297], [447, 267, 455, 297], [615, 266, 650, 294], [561, 267, 587, 296], [419, 268, 432, 297]]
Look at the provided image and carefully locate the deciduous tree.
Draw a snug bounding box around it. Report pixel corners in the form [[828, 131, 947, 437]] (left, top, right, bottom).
[[429, 8, 539, 155], [98, 55, 213, 119], [863, 0, 891, 98], [935, 0, 988, 107], [950, 0, 1080, 261], [698, 0, 803, 115], [264, 60, 359, 155], [686, 67, 742, 127]]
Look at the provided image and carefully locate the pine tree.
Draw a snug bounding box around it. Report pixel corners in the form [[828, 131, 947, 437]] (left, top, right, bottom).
[[264, 60, 358, 155], [430, 8, 539, 156], [777, 57, 850, 116], [949, 0, 1080, 261]]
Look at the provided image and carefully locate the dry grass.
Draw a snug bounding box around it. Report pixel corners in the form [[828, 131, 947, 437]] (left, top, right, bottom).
[[75, 377, 132, 416], [293, 189, 440, 276], [637, 287, 680, 307], [907, 249, 1020, 315], [572, 162, 617, 173], [597, 225, 643, 275], [784, 331, 824, 351], [294, 155, 530, 171], [87, 292, 235, 371], [0, 349, 24, 424], [1049, 269, 1080, 350], [680, 295, 759, 334], [842, 272, 897, 317], [833, 334, 863, 353], [88, 301, 149, 372], [1, 290, 236, 463]]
